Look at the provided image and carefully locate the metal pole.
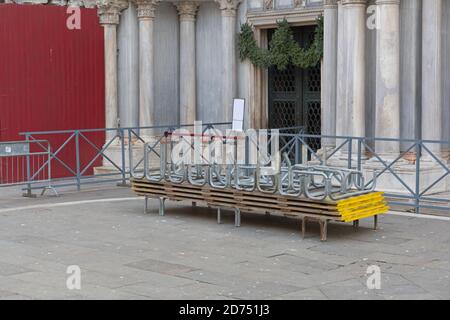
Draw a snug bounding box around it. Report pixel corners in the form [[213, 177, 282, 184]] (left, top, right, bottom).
[[302, 143, 308, 165], [357, 139, 362, 171], [144, 196, 148, 214], [47, 144, 52, 187], [415, 142, 421, 214], [42, 142, 58, 197], [234, 208, 241, 227], [23, 134, 35, 198], [75, 131, 81, 191], [357, 139, 362, 187], [119, 128, 127, 186], [217, 207, 222, 224], [159, 197, 166, 216], [347, 138, 353, 170]]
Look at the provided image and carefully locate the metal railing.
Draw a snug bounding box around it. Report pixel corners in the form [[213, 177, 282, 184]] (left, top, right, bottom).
[[3, 125, 450, 215], [0, 140, 56, 196], [274, 134, 450, 215], [18, 122, 231, 196]]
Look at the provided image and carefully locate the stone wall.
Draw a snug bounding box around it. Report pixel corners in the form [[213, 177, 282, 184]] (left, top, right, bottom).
[[153, 1, 180, 126]]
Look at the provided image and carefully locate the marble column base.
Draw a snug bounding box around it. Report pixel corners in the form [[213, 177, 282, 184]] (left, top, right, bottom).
[[362, 161, 450, 195], [94, 137, 161, 175]]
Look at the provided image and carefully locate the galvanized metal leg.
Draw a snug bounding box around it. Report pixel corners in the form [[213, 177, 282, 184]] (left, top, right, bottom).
[[41, 186, 58, 197], [374, 215, 378, 230], [217, 208, 222, 224], [234, 208, 241, 227], [144, 196, 148, 214], [159, 197, 166, 216]]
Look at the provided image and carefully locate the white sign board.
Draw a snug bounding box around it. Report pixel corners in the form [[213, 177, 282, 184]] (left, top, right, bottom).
[[232, 98, 245, 131]]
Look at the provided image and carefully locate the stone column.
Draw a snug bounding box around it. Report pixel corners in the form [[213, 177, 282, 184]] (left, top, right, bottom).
[[176, 1, 199, 125], [97, 0, 128, 141], [215, 0, 242, 122], [422, 0, 442, 152], [135, 0, 159, 138], [400, 0, 421, 152], [322, 0, 338, 148], [374, 0, 400, 156], [336, 0, 346, 139], [118, 4, 139, 129], [342, 0, 366, 144]]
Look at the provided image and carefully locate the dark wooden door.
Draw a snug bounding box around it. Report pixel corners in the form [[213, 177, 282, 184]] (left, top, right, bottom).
[[268, 26, 321, 150]]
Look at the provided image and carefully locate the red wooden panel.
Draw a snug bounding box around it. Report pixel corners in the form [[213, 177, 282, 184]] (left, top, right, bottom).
[[0, 4, 105, 179]]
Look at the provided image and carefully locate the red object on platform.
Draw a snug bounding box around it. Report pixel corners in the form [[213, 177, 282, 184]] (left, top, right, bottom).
[[0, 4, 105, 178]]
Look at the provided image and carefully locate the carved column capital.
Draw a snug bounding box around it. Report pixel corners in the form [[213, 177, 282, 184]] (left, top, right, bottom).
[[375, 0, 400, 5], [134, 0, 160, 20], [97, 0, 129, 25], [82, 0, 98, 8], [176, 1, 199, 21], [324, 0, 338, 8], [214, 0, 242, 17], [67, 0, 84, 7], [341, 0, 367, 6]]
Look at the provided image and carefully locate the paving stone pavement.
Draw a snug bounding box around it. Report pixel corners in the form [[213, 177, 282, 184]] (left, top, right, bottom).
[[0, 186, 450, 300]]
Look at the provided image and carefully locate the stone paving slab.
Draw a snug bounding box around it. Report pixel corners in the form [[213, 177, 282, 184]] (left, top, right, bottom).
[[0, 186, 450, 299]]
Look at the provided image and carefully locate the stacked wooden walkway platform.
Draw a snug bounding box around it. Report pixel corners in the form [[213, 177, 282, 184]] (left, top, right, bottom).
[[131, 178, 389, 241]]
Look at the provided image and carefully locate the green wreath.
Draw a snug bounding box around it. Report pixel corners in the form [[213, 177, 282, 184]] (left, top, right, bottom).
[[238, 16, 324, 71]]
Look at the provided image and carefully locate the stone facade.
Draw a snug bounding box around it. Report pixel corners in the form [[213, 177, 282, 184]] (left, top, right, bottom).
[[11, 0, 450, 145], [4, 0, 450, 191]]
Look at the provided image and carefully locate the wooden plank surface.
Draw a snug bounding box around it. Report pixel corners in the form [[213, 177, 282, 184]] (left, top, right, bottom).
[[130, 178, 388, 223]]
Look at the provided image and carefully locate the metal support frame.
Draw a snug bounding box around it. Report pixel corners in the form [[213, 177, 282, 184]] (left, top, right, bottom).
[[144, 196, 149, 214], [159, 197, 166, 216], [142, 133, 379, 203], [234, 208, 241, 227]]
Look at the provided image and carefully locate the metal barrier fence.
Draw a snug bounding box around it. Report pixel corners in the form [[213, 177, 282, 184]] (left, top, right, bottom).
[[274, 134, 450, 215], [4, 125, 450, 215], [18, 122, 231, 195], [0, 140, 56, 196]]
